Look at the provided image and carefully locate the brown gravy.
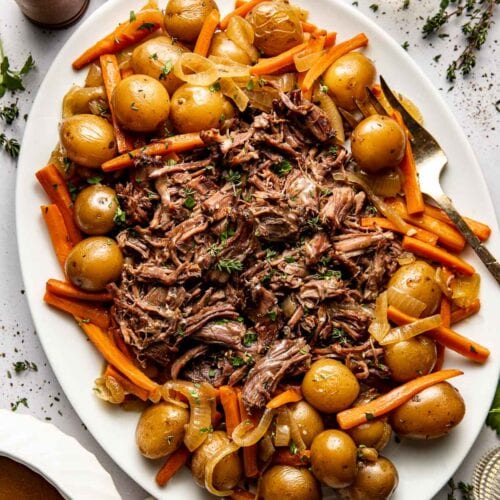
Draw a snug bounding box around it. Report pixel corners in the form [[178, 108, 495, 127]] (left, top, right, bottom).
[[0, 457, 64, 499]]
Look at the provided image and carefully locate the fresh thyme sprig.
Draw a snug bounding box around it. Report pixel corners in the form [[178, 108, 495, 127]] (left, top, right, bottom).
[[422, 0, 498, 81]]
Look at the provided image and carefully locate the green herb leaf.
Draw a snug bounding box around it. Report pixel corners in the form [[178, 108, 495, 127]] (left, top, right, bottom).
[[114, 205, 126, 225], [486, 381, 500, 435], [267, 310, 277, 321], [129, 10, 136, 22], [86, 176, 103, 185], [273, 159, 292, 176], [365, 412, 375, 421], [216, 258, 243, 273], [209, 81, 221, 92], [200, 426, 214, 433], [231, 356, 244, 367], [289, 441, 298, 455], [243, 332, 257, 347], [246, 79, 255, 91], [159, 60, 173, 80], [0, 101, 19, 124], [0, 40, 35, 97], [0, 133, 20, 158], [10, 397, 28, 411], [137, 22, 156, 31]]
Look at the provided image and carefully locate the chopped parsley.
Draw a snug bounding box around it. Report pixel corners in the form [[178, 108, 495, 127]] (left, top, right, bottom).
[[365, 412, 375, 421], [137, 22, 156, 32], [129, 10, 136, 22], [200, 426, 214, 433], [209, 81, 221, 92], [86, 175, 103, 185], [402, 41, 410, 51], [113, 205, 126, 225], [243, 332, 257, 347], [216, 258, 243, 273], [273, 159, 292, 177], [13, 360, 38, 373], [246, 79, 255, 91], [11, 397, 28, 412], [289, 441, 298, 455], [183, 188, 196, 209], [231, 356, 244, 367], [319, 83, 329, 94], [159, 60, 173, 80], [267, 310, 277, 321], [369, 4, 379, 12]]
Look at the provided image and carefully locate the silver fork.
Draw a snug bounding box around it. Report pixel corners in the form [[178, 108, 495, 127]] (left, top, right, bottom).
[[364, 77, 500, 284]]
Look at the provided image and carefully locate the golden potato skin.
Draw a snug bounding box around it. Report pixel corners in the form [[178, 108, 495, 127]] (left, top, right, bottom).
[[191, 431, 242, 491], [384, 336, 437, 382], [164, 0, 218, 42], [260, 465, 321, 500], [348, 418, 392, 451], [323, 52, 376, 111], [351, 115, 406, 173], [131, 36, 186, 96], [288, 401, 324, 448], [74, 185, 118, 235], [390, 382, 465, 439], [388, 260, 442, 316], [135, 402, 189, 459], [60, 114, 116, 168], [112, 75, 170, 133], [247, 1, 304, 56], [170, 84, 234, 133], [302, 359, 360, 414], [65, 237, 123, 291], [340, 457, 399, 500], [208, 32, 252, 65], [311, 430, 358, 488]]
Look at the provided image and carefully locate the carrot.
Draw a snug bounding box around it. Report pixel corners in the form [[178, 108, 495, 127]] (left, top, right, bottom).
[[301, 21, 318, 33], [424, 203, 491, 242], [112, 329, 134, 360], [386, 197, 465, 252], [220, 386, 241, 436], [301, 33, 369, 93], [250, 42, 309, 76], [194, 9, 220, 57], [44, 291, 110, 330], [234, 0, 246, 7], [337, 369, 463, 430], [402, 236, 474, 276], [101, 133, 205, 172], [231, 487, 255, 500], [271, 449, 311, 466], [104, 364, 149, 401], [325, 32, 337, 47], [237, 390, 259, 478], [266, 388, 302, 409], [387, 305, 490, 363], [46, 279, 112, 302], [220, 0, 266, 29], [72, 9, 164, 69], [361, 217, 438, 245], [36, 164, 82, 245], [41, 205, 74, 271], [156, 445, 190, 487], [393, 111, 425, 214], [100, 54, 134, 154], [450, 299, 481, 325], [120, 67, 134, 79], [440, 296, 451, 328]]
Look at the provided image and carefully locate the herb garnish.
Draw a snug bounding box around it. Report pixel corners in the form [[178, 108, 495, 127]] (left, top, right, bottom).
[[216, 258, 243, 273], [0, 39, 35, 97], [447, 478, 474, 500], [209, 81, 221, 92], [159, 60, 173, 80], [183, 188, 196, 209], [11, 397, 28, 412], [86, 175, 103, 185], [114, 205, 126, 225], [243, 332, 257, 346], [0, 101, 19, 124], [486, 380, 500, 434], [129, 10, 136, 22], [137, 22, 156, 32], [0, 133, 20, 158], [273, 159, 292, 176], [13, 360, 38, 373]]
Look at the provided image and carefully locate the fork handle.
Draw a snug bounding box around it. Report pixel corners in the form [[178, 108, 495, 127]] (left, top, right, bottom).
[[432, 192, 500, 285]]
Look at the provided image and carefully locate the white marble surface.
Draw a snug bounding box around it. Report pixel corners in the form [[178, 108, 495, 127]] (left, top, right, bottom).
[[0, 0, 498, 498]]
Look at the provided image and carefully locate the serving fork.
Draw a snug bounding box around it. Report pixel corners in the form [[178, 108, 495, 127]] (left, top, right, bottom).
[[359, 77, 500, 285]]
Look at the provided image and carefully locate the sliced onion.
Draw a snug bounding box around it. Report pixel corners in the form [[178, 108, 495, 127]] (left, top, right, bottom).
[[369, 291, 390, 343], [162, 380, 217, 451], [174, 53, 219, 87], [273, 410, 291, 447], [450, 273, 480, 308], [355, 168, 402, 197], [381, 314, 442, 345], [245, 88, 278, 112], [227, 16, 260, 63], [62, 85, 106, 118], [263, 73, 298, 92], [220, 77, 250, 111], [387, 287, 426, 318], [232, 408, 275, 447], [286, 408, 306, 452], [294, 49, 324, 72], [435, 267, 454, 297], [208, 55, 251, 79], [93, 376, 125, 404], [314, 92, 345, 143], [258, 434, 276, 462], [397, 252, 416, 266], [204, 441, 241, 497]]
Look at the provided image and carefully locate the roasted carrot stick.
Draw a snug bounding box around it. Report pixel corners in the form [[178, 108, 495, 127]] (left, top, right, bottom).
[[100, 54, 134, 154], [231, 487, 255, 500], [194, 9, 220, 57], [41, 205, 74, 271], [450, 299, 481, 324], [361, 217, 438, 245], [266, 388, 302, 409], [424, 203, 491, 242], [220, 0, 266, 29], [36, 164, 82, 245], [324, 32, 337, 47], [271, 449, 311, 466], [250, 42, 309, 76], [101, 133, 205, 172], [302, 33, 368, 92], [46, 279, 112, 302], [301, 21, 318, 33], [337, 369, 463, 430], [73, 9, 164, 69], [237, 390, 259, 478], [156, 445, 190, 487], [392, 111, 425, 215], [402, 236, 474, 276], [220, 386, 241, 436], [44, 291, 110, 330], [387, 305, 490, 363], [120, 67, 134, 79], [112, 329, 134, 360], [104, 364, 149, 401], [440, 296, 451, 328]]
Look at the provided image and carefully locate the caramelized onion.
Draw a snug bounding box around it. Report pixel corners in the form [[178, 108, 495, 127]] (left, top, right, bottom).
[[287, 408, 306, 452], [208, 56, 251, 79], [62, 85, 106, 118], [220, 77, 249, 111], [232, 408, 275, 447], [273, 410, 291, 447], [263, 73, 298, 92], [245, 88, 278, 112], [226, 16, 259, 63], [450, 273, 480, 308], [258, 434, 276, 462], [435, 267, 454, 297], [355, 168, 402, 197], [294, 49, 324, 72], [380, 314, 442, 345], [387, 287, 426, 318], [93, 375, 125, 404], [369, 291, 390, 342], [174, 53, 219, 86], [204, 441, 241, 497], [314, 91, 345, 143]]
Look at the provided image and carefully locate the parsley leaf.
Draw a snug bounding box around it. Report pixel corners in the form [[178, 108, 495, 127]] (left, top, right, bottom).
[[486, 381, 500, 435], [273, 160, 292, 176], [0, 39, 35, 97], [159, 60, 173, 80]]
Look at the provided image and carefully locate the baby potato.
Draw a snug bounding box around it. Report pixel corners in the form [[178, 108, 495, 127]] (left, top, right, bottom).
[[348, 418, 392, 451], [384, 336, 437, 383], [260, 465, 321, 500], [388, 260, 442, 316], [191, 431, 242, 491], [65, 237, 123, 291], [302, 359, 360, 414], [74, 184, 118, 235], [311, 430, 358, 488], [288, 400, 324, 447], [323, 52, 376, 111], [60, 114, 116, 168], [390, 382, 465, 439], [351, 114, 406, 173], [131, 36, 186, 96], [164, 0, 218, 42], [208, 32, 252, 65], [112, 74, 170, 133], [136, 402, 189, 459], [170, 84, 234, 133]]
